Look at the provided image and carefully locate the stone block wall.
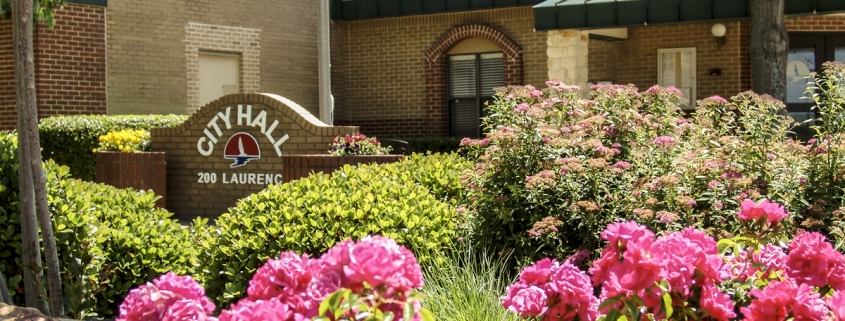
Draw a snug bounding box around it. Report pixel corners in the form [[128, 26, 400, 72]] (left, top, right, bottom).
[[0, 3, 107, 130], [106, 0, 320, 115], [331, 6, 547, 137], [151, 93, 358, 221]]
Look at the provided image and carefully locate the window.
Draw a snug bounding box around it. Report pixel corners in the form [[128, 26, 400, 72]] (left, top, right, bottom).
[[448, 52, 503, 138], [787, 34, 845, 116], [657, 48, 697, 109], [198, 52, 241, 106]]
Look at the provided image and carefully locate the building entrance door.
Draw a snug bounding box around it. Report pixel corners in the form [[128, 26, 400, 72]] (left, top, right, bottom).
[[787, 34, 845, 133]]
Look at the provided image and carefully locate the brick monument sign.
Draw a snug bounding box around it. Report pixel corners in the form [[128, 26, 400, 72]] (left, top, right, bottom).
[[151, 93, 358, 220]]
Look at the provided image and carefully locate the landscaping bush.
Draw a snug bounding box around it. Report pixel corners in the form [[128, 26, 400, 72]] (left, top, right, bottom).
[[198, 153, 468, 307], [502, 200, 845, 320], [388, 137, 462, 154], [460, 66, 845, 266], [0, 131, 196, 319], [39, 114, 187, 181]]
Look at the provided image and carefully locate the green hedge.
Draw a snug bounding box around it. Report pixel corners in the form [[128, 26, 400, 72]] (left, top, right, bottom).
[[39, 114, 188, 181], [388, 137, 463, 154], [0, 132, 196, 319], [197, 153, 470, 307]]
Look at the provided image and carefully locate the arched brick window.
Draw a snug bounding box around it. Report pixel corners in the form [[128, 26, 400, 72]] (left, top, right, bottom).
[[425, 25, 523, 137]]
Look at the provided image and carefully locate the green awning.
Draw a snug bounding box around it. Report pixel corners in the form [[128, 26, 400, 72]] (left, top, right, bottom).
[[331, 0, 544, 20], [534, 0, 845, 31], [68, 0, 107, 7]]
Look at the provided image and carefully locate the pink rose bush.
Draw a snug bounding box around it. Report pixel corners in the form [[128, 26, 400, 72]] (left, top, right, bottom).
[[118, 235, 429, 321], [117, 272, 216, 321], [503, 199, 845, 320]]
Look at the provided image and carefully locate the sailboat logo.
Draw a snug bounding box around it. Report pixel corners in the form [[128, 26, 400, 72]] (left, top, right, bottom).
[[223, 132, 261, 168]]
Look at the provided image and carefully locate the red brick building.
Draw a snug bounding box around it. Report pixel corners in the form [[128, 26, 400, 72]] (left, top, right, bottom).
[[330, 0, 845, 138], [0, 0, 107, 130]]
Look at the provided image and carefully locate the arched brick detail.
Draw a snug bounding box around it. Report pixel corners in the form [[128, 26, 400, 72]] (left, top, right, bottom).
[[425, 24, 523, 137]]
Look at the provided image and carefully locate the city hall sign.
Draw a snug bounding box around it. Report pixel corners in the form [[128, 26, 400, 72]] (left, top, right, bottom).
[[151, 93, 357, 221]]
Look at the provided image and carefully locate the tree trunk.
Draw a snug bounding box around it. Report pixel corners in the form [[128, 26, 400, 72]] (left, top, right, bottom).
[[749, 0, 789, 106], [11, 0, 55, 316], [31, 159, 63, 317], [0, 270, 11, 305]]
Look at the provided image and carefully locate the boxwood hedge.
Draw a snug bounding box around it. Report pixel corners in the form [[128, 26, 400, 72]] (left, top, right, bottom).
[[39, 114, 188, 181], [197, 153, 471, 307], [0, 132, 196, 319]]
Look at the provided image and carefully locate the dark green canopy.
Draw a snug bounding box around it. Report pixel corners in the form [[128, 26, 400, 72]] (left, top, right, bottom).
[[534, 0, 845, 30]]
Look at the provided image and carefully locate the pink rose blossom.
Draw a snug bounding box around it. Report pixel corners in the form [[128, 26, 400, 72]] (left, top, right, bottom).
[[501, 284, 548, 317], [247, 252, 313, 300], [786, 231, 845, 290], [699, 282, 736, 321], [827, 291, 845, 320], [737, 199, 788, 222]]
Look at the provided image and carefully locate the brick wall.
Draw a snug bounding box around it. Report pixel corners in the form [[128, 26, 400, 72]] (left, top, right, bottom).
[[0, 3, 107, 130], [331, 6, 547, 137], [587, 21, 749, 102], [787, 14, 845, 31], [107, 0, 320, 116], [0, 19, 13, 130], [151, 93, 358, 220], [96, 151, 167, 208]]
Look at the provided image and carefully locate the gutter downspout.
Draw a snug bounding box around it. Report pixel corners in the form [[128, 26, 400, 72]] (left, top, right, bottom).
[[318, 0, 333, 125]]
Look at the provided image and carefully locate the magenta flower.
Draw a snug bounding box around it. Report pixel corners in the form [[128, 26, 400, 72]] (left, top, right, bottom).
[[501, 283, 549, 317], [247, 252, 313, 300], [117, 273, 216, 321], [740, 280, 794, 320], [699, 282, 736, 321], [519, 258, 557, 286], [218, 298, 295, 321], [737, 199, 788, 222], [827, 291, 845, 320], [786, 231, 845, 290], [653, 136, 677, 148]]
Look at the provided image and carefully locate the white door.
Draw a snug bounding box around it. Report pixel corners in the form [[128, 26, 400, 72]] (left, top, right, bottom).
[[657, 47, 697, 109], [199, 52, 240, 106]]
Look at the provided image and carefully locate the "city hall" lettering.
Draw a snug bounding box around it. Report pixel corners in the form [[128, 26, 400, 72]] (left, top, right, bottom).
[[197, 104, 290, 157]]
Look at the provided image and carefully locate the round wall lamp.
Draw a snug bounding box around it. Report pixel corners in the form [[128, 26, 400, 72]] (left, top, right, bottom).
[[711, 23, 727, 50]]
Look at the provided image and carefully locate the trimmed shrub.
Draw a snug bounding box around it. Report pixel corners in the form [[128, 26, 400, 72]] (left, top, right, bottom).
[[0, 132, 196, 319], [388, 137, 462, 154], [460, 78, 845, 266], [39, 114, 187, 181], [198, 153, 469, 307]]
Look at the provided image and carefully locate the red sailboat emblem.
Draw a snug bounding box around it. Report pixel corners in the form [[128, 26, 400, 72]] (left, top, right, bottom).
[[223, 132, 261, 168]]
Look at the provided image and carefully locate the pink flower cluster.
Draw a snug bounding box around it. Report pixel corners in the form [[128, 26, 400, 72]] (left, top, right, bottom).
[[220, 235, 424, 321], [506, 199, 845, 320], [501, 258, 598, 320], [117, 236, 424, 321], [737, 199, 788, 223], [117, 272, 216, 321], [589, 222, 734, 320]]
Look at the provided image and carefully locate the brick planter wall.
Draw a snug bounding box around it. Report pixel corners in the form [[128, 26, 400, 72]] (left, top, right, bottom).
[[95, 151, 167, 208], [283, 155, 405, 182]]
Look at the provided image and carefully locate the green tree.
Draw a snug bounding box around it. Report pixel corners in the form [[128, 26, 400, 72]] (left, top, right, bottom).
[[5, 0, 65, 316]]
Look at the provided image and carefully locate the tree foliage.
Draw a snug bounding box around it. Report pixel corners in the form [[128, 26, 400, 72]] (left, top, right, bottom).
[[0, 0, 65, 27]]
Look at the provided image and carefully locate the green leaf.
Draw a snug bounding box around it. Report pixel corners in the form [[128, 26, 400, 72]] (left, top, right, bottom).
[[403, 302, 413, 321], [661, 292, 674, 318]]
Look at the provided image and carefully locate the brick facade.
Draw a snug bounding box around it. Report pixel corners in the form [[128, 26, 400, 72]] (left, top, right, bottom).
[[587, 14, 845, 103], [107, 0, 320, 116], [0, 3, 107, 130], [587, 21, 750, 102], [331, 6, 547, 137], [151, 93, 358, 220], [95, 151, 167, 208]]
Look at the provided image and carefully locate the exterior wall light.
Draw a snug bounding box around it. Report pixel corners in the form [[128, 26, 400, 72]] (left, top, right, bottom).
[[711, 23, 727, 50]]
